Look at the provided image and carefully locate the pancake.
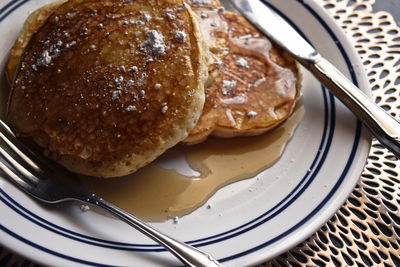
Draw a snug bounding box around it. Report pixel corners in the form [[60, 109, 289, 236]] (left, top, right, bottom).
[[183, 10, 301, 144], [187, 0, 221, 9], [6, 0, 209, 177], [6, 0, 67, 84], [189, 3, 229, 90]]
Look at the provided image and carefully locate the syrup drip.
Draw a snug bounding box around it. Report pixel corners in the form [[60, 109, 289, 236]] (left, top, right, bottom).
[[79, 105, 304, 221], [188, 8, 299, 139], [0, 6, 304, 223]]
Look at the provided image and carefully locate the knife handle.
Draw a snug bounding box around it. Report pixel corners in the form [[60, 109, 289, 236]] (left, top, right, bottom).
[[308, 55, 400, 159]]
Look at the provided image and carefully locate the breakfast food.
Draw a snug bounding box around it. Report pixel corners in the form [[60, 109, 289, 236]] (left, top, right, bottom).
[[6, 0, 301, 178], [184, 6, 300, 144], [6, 0, 209, 177], [6, 0, 67, 84], [187, 0, 221, 9]]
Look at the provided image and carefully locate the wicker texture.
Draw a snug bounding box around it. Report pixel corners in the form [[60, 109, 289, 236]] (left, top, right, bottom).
[[265, 0, 400, 266]]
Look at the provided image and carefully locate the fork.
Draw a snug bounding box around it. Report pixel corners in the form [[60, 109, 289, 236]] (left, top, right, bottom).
[[0, 120, 222, 267]]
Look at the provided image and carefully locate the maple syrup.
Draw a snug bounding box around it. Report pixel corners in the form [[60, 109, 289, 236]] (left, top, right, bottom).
[[0, 4, 304, 222], [78, 104, 304, 221]]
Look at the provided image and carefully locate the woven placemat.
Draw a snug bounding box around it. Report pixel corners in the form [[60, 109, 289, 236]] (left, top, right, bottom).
[[1, 0, 399, 266], [264, 0, 400, 266]]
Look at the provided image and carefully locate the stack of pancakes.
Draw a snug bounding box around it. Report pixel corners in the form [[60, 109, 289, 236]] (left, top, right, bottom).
[[6, 0, 300, 178]]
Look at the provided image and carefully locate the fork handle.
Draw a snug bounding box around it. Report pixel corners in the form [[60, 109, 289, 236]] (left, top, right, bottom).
[[82, 194, 222, 267], [307, 55, 400, 159]]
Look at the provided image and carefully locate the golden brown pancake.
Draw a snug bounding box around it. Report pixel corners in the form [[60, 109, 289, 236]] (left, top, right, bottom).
[[183, 10, 300, 144], [6, 0, 67, 84], [186, 0, 221, 9], [7, 0, 209, 177], [189, 4, 229, 89]]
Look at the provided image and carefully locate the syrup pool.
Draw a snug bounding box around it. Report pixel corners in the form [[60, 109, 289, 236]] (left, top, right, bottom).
[[78, 104, 304, 221]]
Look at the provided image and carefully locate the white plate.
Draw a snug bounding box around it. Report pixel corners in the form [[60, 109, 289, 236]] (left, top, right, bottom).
[[0, 0, 371, 266]]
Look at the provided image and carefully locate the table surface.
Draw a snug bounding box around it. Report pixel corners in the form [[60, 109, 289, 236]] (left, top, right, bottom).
[[374, 0, 400, 21]]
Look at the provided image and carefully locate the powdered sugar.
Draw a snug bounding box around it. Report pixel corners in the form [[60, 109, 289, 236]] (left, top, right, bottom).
[[126, 79, 134, 87], [140, 30, 166, 57], [33, 38, 65, 69], [165, 8, 176, 20], [114, 76, 124, 84], [136, 73, 147, 87], [221, 79, 237, 95], [236, 57, 249, 69], [161, 105, 168, 114], [126, 105, 137, 112], [36, 50, 52, 67], [174, 30, 187, 43], [128, 66, 138, 74], [111, 90, 121, 100], [221, 94, 248, 104], [247, 110, 258, 117], [189, 0, 211, 7], [65, 40, 76, 48]]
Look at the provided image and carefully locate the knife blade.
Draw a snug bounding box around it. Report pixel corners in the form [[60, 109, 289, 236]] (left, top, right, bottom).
[[230, 0, 400, 159]]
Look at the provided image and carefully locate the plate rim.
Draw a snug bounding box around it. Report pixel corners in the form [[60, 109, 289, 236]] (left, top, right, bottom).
[[0, 0, 372, 266]]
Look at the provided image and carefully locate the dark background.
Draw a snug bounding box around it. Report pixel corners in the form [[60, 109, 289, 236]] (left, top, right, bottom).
[[374, 0, 400, 22]]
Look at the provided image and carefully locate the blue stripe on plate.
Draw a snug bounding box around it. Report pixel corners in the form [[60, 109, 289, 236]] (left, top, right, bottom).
[[0, 1, 332, 249], [0, 0, 334, 249], [0, 71, 331, 249], [0, 190, 164, 251], [218, 1, 363, 262], [0, 224, 121, 267], [188, 84, 333, 246], [0, 0, 23, 16], [0, 0, 30, 23], [0, 0, 363, 264]]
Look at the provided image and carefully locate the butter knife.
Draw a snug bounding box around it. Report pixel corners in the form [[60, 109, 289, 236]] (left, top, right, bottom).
[[230, 0, 400, 159]]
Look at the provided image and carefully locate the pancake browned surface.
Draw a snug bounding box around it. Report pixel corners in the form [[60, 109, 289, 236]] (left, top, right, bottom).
[[184, 10, 300, 144], [7, 0, 209, 177], [6, 0, 67, 84], [186, 0, 221, 9], [189, 3, 229, 89]]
